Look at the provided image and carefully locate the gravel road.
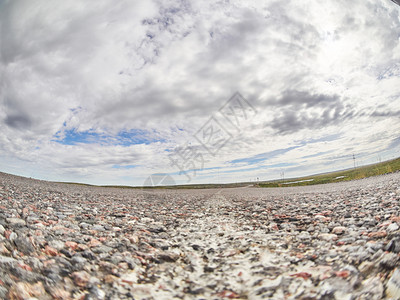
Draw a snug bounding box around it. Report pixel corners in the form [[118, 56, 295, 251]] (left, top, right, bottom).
[[1, 171, 400, 299]]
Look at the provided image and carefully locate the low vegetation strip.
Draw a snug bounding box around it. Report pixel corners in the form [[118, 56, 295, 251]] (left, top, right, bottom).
[[259, 157, 400, 188]]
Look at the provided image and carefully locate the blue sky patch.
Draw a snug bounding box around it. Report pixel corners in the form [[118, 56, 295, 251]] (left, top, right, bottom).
[[229, 146, 299, 165], [54, 129, 103, 145], [300, 133, 341, 145], [54, 128, 165, 146], [112, 164, 137, 169]]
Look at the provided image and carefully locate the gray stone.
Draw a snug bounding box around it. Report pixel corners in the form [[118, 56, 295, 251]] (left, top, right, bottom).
[[6, 218, 26, 227], [379, 252, 399, 269], [48, 239, 65, 251], [25, 257, 42, 271], [0, 286, 6, 299], [0, 255, 17, 265], [385, 238, 400, 253], [92, 245, 113, 254], [79, 222, 90, 229], [14, 237, 35, 254], [88, 286, 106, 300], [92, 224, 105, 231], [72, 255, 87, 265]]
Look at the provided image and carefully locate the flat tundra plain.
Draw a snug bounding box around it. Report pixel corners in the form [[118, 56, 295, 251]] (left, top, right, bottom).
[[1, 172, 400, 299]]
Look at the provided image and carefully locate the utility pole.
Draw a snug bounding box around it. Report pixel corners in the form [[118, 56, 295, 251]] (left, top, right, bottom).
[[353, 154, 356, 169]]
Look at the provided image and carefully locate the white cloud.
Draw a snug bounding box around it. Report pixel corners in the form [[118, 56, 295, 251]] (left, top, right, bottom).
[[0, 0, 399, 185]]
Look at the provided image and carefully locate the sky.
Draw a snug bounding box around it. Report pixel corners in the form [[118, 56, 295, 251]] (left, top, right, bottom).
[[0, 0, 400, 186]]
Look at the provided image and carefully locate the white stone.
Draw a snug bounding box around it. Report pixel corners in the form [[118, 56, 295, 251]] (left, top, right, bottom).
[[387, 269, 400, 299], [388, 223, 399, 232], [319, 233, 338, 242]]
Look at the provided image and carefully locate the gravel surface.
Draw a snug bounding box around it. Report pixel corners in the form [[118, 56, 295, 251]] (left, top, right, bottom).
[[1, 171, 400, 299]]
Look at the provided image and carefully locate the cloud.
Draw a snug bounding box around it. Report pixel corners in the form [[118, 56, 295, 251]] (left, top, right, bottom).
[[0, 0, 399, 185], [267, 90, 354, 134]]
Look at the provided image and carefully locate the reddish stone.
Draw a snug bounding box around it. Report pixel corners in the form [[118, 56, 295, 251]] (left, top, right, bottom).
[[43, 259, 56, 268], [368, 231, 387, 238], [65, 241, 78, 250], [290, 272, 312, 279], [133, 255, 147, 265], [0, 243, 10, 255], [217, 290, 240, 299], [104, 274, 118, 284], [71, 271, 90, 287], [390, 216, 400, 223], [49, 287, 72, 300], [18, 263, 32, 272], [22, 207, 29, 218], [320, 210, 332, 216], [4, 230, 11, 239], [128, 234, 139, 244], [44, 245, 58, 256], [88, 238, 101, 248], [335, 270, 350, 278], [77, 244, 89, 251]]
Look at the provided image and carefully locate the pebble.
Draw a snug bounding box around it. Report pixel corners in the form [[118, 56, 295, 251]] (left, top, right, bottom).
[[6, 218, 26, 227], [379, 252, 399, 269], [92, 224, 105, 231], [0, 171, 399, 299], [385, 238, 400, 253], [14, 237, 35, 254], [9, 232, 18, 242], [387, 223, 399, 232], [319, 233, 338, 242], [71, 271, 91, 287], [359, 276, 384, 300], [332, 226, 346, 234], [386, 268, 400, 299], [48, 240, 65, 251]]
